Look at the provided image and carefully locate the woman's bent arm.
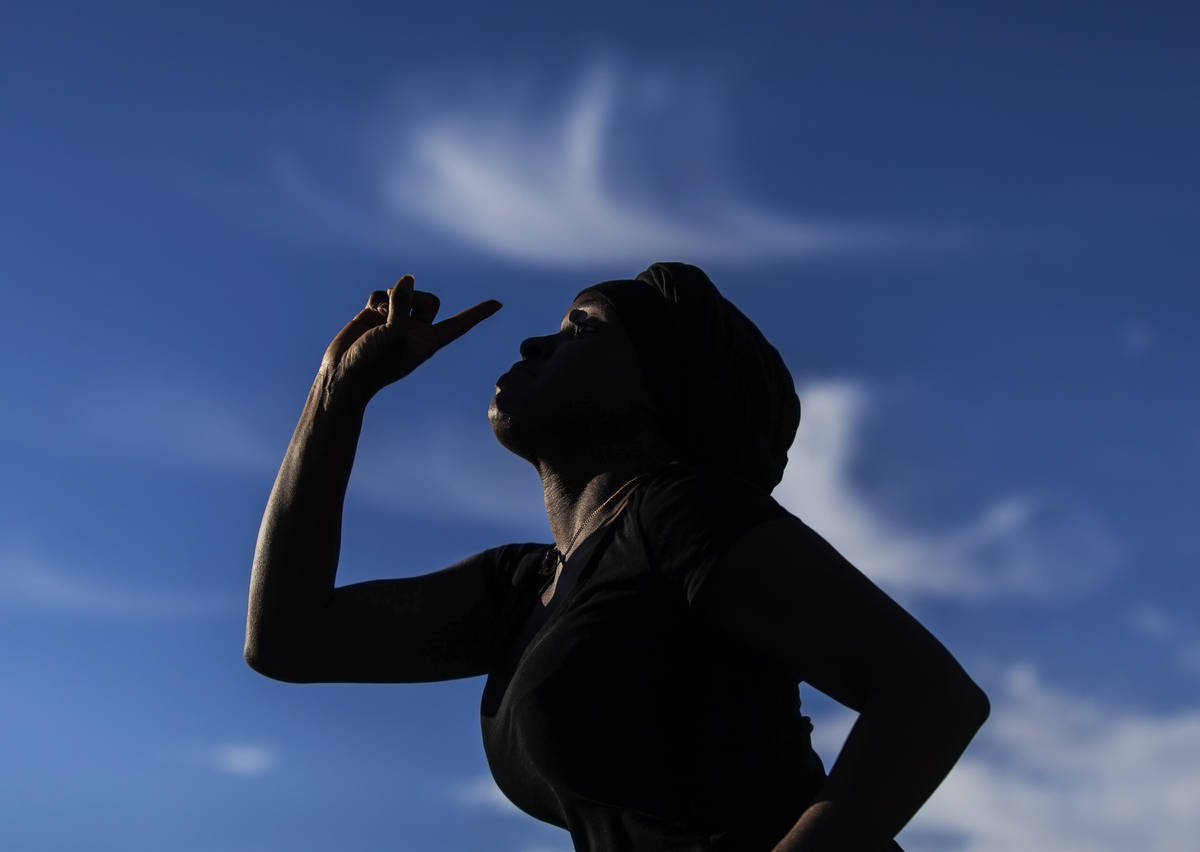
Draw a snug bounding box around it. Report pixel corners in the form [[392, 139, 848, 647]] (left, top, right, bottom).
[[690, 514, 989, 851], [770, 667, 988, 852], [244, 369, 366, 678], [244, 277, 505, 683]]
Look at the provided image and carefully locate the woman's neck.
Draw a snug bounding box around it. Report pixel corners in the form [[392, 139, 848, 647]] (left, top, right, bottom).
[[537, 455, 671, 557]]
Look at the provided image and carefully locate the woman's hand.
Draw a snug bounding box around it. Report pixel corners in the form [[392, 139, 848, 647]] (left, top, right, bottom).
[[320, 274, 502, 403]]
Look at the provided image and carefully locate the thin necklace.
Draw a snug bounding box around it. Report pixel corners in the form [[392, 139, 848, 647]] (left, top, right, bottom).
[[554, 473, 648, 569]]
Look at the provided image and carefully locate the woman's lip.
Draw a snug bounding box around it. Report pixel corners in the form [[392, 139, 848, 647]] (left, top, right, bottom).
[[497, 362, 535, 384]]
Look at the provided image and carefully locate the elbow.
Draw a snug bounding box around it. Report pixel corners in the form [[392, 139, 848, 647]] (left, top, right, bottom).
[[243, 639, 282, 680], [897, 664, 990, 733], [964, 678, 991, 730], [932, 670, 989, 734], [243, 640, 273, 677], [244, 635, 315, 684], [932, 655, 991, 731], [244, 594, 330, 683]]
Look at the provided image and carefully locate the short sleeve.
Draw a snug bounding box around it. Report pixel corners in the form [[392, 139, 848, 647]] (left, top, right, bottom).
[[635, 464, 791, 605], [482, 541, 557, 649]]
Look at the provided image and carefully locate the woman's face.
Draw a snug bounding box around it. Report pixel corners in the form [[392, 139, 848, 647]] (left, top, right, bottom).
[[488, 293, 659, 464]]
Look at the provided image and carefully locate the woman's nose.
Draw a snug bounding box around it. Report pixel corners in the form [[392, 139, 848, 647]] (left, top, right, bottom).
[[519, 334, 551, 361]]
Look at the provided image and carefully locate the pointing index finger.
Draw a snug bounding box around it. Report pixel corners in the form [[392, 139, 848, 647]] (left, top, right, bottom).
[[428, 299, 503, 351]]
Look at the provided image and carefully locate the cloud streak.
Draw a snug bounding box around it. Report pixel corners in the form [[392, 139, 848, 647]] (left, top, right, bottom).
[[80, 378, 548, 536], [180, 742, 280, 778], [78, 375, 1117, 601], [273, 58, 917, 268], [81, 381, 281, 477], [1129, 602, 1200, 676], [775, 379, 1118, 602], [804, 664, 1200, 851], [456, 665, 1199, 851], [453, 772, 527, 817], [0, 549, 236, 619], [906, 664, 1200, 852]]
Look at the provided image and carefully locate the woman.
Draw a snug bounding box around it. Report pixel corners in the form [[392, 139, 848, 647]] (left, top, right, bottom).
[[245, 262, 989, 851]]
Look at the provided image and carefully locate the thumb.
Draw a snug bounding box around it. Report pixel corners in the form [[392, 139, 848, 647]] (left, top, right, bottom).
[[325, 307, 387, 365], [386, 274, 416, 328]]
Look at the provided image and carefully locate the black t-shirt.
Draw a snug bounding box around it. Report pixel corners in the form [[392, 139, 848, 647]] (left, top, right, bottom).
[[478, 461, 828, 851]]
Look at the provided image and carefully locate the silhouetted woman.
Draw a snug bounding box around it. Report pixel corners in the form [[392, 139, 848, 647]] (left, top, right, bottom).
[[245, 262, 989, 851]]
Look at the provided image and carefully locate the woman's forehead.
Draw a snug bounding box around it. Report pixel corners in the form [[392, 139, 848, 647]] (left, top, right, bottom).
[[562, 292, 613, 322], [568, 293, 608, 312], [566, 278, 639, 318]]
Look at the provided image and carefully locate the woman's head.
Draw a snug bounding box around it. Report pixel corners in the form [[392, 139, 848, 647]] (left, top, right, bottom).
[[487, 289, 676, 473], [489, 262, 800, 492]]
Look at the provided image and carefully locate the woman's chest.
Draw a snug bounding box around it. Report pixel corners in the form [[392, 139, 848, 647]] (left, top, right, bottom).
[[483, 532, 709, 812], [506, 531, 701, 725]]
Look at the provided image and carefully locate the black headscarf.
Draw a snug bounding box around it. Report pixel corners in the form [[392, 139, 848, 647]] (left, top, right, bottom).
[[576, 262, 800, 494]]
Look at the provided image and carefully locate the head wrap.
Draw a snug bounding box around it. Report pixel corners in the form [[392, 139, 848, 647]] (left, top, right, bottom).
[[575, 262, 800, 494]]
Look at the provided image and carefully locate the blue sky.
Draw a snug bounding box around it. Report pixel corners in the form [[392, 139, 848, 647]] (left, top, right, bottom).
[[2, 1, 1198, 849]]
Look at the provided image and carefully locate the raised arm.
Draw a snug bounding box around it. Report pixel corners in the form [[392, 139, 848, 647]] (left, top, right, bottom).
[[244, 275, 505, 683], [690, 514, 989, 852]]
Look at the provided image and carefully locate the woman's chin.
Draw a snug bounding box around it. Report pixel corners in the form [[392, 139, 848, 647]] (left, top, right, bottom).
[[487, 401, 520, 444], [487, 413, 540, 466], [487, 394, 512, 425]]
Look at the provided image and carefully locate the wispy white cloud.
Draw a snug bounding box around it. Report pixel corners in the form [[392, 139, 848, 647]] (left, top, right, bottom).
[[1177, 643, 1200, 675], [0, 548, 235, 619], [349, 416, 546, 536], [453, 772, 576, 852], [451, 773, 575, 852], [1130, 602, 1181, 641], [805, 665, 1200, 851], [81, 382, 280, 476], [80, 379, 548, 535], [79, 374, 1118, 598], [187, 742, 280, 778], [459, 666, 1200, 852], [453, 772, 526, 817], [273, 57, 922, 268], [1121, 319, 1153, 357], [1129, 602, 1200, 676], [775, 379, 1118, 602], [902, 664, 1200, 852]]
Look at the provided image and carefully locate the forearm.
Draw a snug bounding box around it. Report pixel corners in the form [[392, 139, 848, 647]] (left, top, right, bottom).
[[773, 675, 989, 852], [245, 368, 368, 662]]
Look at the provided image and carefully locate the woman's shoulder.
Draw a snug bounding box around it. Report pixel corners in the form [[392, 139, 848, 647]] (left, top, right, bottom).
[[640, 458, 731, 494], [637, 459, 786, 513], [483, 540, 558, 589], [630, 461, 793, 602], [633, 460, 791, 544]]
